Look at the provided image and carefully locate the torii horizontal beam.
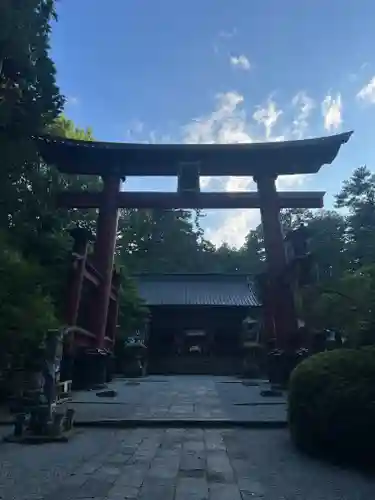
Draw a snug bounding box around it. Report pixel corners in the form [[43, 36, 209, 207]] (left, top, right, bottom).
[[57, 191, 325, 209]]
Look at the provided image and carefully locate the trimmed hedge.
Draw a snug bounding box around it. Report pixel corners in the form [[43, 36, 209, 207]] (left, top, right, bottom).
[[288, 347, 375, 463]]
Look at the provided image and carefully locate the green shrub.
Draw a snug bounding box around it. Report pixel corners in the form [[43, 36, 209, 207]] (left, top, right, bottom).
[[0, 232, 58, 369], [288, 347, 375, 463]]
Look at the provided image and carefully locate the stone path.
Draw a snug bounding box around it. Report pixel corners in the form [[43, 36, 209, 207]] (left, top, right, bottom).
[[0, 427, 374, 499], [71, 376, 287, 423]]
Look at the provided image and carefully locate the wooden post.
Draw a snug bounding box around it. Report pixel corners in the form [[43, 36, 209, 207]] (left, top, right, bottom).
[[93, 174, 121, 348], [107, 269, 121, 343], [254, 174, 298, 349], [65, 229, 89, 326]]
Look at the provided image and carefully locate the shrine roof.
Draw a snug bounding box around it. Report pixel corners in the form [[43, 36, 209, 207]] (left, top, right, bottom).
[[133, 273, 261, 307], [35, 131, 353, 177]]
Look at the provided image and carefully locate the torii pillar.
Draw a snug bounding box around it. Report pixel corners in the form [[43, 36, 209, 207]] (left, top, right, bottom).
[[92, 174, 121, 349], [254, 174, 297, 349]]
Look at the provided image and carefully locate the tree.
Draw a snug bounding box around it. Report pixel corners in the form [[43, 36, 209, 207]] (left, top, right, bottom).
[[2, 116, 101, 315], [336, 166, 375, 268], [0, 0, 64, 229], [0, 1, 67, 368], [241, 226, 265, 273], [117, 272, 149, 337], [0, 0, 63, 134], [117, 208, 211, 273], [301, 264, 375, 344], [305, 210, 348, 283]]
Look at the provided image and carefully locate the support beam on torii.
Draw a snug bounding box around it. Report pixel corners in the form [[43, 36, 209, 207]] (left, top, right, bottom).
[[57, 191, 325, 209], [35, 131, 353, 352]]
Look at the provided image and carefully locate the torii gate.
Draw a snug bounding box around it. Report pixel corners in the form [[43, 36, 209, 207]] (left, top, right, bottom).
[[36, 131, 352, 356]]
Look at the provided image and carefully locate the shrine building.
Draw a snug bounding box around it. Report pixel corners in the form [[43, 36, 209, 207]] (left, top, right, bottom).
[[134, 273, 262, 375]]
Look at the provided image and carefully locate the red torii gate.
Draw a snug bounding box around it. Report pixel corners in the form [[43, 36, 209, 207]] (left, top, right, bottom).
[[36, 131, 352, 357]]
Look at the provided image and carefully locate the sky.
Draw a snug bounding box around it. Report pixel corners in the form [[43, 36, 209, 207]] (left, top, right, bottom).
[[51, 0, 375, 247]]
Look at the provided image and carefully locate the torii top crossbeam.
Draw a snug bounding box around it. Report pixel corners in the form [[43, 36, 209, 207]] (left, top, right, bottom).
[[36, 131, 352, 177]]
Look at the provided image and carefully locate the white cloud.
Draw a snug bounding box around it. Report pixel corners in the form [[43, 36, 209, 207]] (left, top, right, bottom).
[[205, 210, 260, 248], [253, 99, 284, 140], [183, 91, 251, 145], [322, 93, 342, 131], [230, 54, 251, 71], [291, 91, 315, 139], [357, 76, 375, 104], [182, 92, 309, 248], [124, 121, 173, 144]]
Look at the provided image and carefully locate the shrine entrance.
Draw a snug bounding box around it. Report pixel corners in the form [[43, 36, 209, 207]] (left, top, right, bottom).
[[36, 131, 352, 383], [134, 273, 261, 375]]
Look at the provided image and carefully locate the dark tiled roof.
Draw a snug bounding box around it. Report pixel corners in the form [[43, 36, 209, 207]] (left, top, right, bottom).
[[133, 274, 261, 307]]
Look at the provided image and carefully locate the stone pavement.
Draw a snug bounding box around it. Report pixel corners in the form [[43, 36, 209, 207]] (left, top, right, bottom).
[[0, 427, 374, 499], [71, 376, 287, 423]]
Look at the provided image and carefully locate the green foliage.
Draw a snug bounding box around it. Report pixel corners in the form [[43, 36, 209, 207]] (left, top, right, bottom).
[[302, 265, 375, 343], [0, 0, 65, 367], [0, 232, 58, 366], [296, 166, 375, 340], [117, 271, 149, 338], [288, 348, 375, 463], [0, 0, 64, 134], [336, 166, 375, 268], [0, 0, 64, 228]]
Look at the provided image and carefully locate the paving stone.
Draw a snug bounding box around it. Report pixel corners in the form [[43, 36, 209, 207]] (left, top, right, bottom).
[[154, 458, 180, 471], [77, 462, 103, 475], [230, 459, 255, 478], [73, 498, 105, 500], [176, 477, 209, 500], [183, 440, 205, 452], [138, 479, 175, 500], [114, 465, 148, 487], [240, 493, 265, 500], [237, 478, 265, 496], [179, 452, 206, 478], [209, 482, 242, 500], [155, 449, 181, 460], [132, 452, 157, 464], [184, 429, 204, 440], [205, 437, 226, 451], [75, 498, 105, 500], [206, 451, 234, 483], [107, 485, 140, 499], [225, 446, 249, 460], [97, 465, 122, 476], [105, 453, 134, 464], [79, 477, 115, 497], [120, 446, 139, 454], [60, 472, 88, 487], [42, 477, 113, 499], [73, 376, 270, 423], [148, 465, 179, 479]]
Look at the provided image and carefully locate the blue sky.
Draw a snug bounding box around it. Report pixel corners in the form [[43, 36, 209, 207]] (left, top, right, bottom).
[[51, 0, 375, 247]]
